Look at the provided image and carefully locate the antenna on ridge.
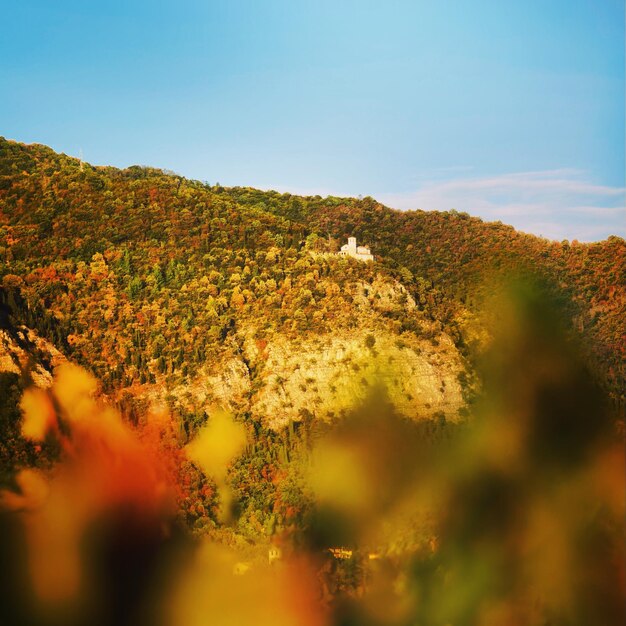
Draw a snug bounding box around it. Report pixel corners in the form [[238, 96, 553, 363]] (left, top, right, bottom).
[[79, 148, 84, 171]]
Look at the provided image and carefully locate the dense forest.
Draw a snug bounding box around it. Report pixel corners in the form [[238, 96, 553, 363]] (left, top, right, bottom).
[[1, 137, 622, 402], [0, 137, 624, 625]]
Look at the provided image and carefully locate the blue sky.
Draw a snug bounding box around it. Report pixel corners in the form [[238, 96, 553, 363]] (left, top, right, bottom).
[[1, 0, 624, 241]]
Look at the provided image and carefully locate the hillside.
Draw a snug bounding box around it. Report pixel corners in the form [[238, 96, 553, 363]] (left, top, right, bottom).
[[0, 137, 624, 625], [0, 136, 624, 517], [222, 187, 625, 401], [0, 138, 479, 425], [0, 137, 623, 413]]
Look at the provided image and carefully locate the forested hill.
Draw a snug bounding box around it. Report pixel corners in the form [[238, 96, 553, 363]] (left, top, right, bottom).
[[0, 136, 624, 409], [223, 186, 625, 392]]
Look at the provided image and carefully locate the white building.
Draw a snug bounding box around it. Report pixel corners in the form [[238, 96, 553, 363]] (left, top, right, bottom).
[[338, 236, 373, 262]]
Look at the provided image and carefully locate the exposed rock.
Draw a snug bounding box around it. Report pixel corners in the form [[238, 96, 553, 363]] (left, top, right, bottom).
[[0, 326, 66, 387], [248, 329, 465, 429]]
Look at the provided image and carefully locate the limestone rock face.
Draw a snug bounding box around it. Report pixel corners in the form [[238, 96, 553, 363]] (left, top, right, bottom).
[[248, 329, 465, 429], [160, 275, 472, 428], [187, 357, 252, 414], [7, 272, 471, 431], [0, 326, 66, 387], [1, 314, 469, 430]]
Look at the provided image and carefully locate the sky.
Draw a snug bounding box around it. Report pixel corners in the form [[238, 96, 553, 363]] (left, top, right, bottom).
[[1, 0, 624, 241]]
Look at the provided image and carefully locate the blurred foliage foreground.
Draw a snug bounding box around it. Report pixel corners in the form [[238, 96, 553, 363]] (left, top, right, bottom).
[[0, 286, 624, 626]]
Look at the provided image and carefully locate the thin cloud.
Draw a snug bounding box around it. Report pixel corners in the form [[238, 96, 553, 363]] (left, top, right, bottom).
[[377, 170, 626, 242]]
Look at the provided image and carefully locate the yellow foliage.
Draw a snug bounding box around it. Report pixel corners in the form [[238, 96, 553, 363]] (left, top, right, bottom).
[[1, 365, 178, 611], [168, 542, 326, 626], [0, 469, 49, 512], [308, 442, 370, 514], [0, 468, 83, 604], [20, 388, 56, 441], [185, 411, 246, 482], [52, 362, 97, 422]]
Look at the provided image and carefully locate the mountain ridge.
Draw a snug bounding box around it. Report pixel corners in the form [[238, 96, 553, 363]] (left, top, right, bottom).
[[0, 136, 623, 413], [0, 136, 624, 601]]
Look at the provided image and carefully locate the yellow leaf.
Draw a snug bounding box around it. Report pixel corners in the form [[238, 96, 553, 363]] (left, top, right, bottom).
[[20, 388, 56, 441], [309, 442, 371, 514], [52, 363, 97, 421], [186, 411, 246, 481]]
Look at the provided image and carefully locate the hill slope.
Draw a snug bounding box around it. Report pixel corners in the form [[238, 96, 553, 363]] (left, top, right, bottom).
[[0, 136, 624, 588], [0, 136, 623, 426], [0, 138, 482, 428]]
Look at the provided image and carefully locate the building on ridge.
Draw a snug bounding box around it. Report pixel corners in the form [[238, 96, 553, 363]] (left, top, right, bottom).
[[338, 236, 374, 262]]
